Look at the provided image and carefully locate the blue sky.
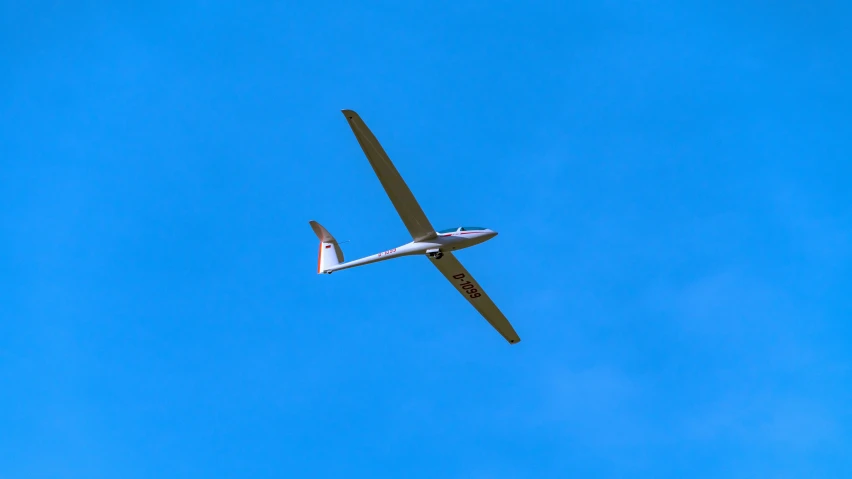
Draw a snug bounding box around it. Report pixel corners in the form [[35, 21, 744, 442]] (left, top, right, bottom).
[[1, 1, 850, 477]]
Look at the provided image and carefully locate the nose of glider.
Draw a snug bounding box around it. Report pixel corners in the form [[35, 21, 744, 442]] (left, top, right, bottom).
[[485, 229, 498, 239]]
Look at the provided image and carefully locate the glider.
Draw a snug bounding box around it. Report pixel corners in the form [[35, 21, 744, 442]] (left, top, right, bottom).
[[309, 110, 520, 344]]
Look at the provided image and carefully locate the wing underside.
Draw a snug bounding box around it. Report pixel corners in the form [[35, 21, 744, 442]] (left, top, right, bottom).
[[429, 253, 520, 344], [342, 110, 437, 242]]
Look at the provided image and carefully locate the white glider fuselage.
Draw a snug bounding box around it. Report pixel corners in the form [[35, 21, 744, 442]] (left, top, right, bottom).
[[321, 228, 497, 274]]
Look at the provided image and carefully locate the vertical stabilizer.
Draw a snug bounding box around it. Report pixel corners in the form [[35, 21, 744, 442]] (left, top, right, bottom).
[[309, 220, 344, 273]]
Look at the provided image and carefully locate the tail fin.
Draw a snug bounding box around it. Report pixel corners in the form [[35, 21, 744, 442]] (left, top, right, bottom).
[[309, 220, 344, 273]]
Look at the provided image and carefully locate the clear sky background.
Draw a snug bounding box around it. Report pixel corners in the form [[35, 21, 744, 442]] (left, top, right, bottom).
[[2, 1, 850, 477]]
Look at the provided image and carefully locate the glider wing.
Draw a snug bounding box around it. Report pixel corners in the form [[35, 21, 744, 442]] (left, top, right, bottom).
[[342, 110, 437, 242], [429, 253, 521, 344]]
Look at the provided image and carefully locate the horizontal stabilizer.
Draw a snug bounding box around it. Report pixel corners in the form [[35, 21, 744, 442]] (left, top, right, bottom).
[[310, 220, 336, 243]]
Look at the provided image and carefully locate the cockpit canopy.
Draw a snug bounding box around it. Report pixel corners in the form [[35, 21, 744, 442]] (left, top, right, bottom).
[[437, 226, 487, 233]]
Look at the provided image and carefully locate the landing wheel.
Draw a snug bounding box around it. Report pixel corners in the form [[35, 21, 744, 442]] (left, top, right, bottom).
[[429, 251, 444, 260]]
